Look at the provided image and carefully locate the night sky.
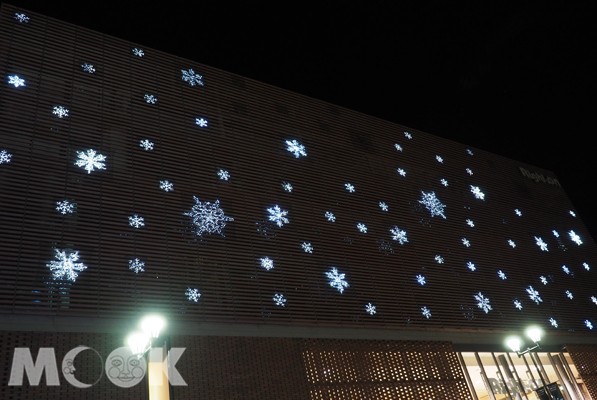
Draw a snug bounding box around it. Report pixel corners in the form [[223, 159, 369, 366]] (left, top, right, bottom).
[[5, 0, 597, 239]]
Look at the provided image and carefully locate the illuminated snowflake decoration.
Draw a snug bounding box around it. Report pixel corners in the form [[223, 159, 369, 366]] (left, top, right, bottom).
[[416, 274, 426, 285], [195, 117, 208, 127], [435, 255, 444, 264], [185, 288, 201, 302], [562, 265, 571, 275], [144, 94, 157, 104], [139, 139, 154, 150], [440, 179, 448, 187], [466, 168, 473, 176], [549, 318, 558, 328], [567, 210, 576, 218], [356, 223, 368, 233], [301, 242, 313, 253], [462, 238, 471, 247], [56, 200, 75, 215], [591, 296, 597, 305], [467, 262, 476, 272], [14, 13, 30, 22], [260, 257, 274, 271], [508, 239, 516, 248], [285, 139, 307, 158], [585, 320, 594, 330], [8, 75, 25, 87], [379, 201, 388, 211], [267, 205, 289, 227], [466, 148, 474, 156], [282, 182, 293, 192], [0, 150, 13, 164], [273, 293, 286, 307], [181, 68, 204, 86], [324, 211, 336, 222], [217, 169, 230, 181], [80, 63, 95, 74], [569, 230, 582, 245], [584, 262, 591, 271], [534, 236, 549, 251], [52, 105, 69, 118], [466, 219, 475, 228], [418, 191, 446, 219], [185, 197, 234, 236], [159, 180, 174, 192], [497, 270, 507, 280], [470, 185, 485, 200], [394, 143, 402, 152], [515, 209, 522, 216], [421, 306, 431, 319], [46, 249, 87, 282], [404, 131, 412, 139], [325, 267, 349, 294], [552, 230, 560, 238], [526, 286, 543, 304], [390, 226, 408, 244], [514, 300, 522, 310], [132, 48, 144, 57], [474, 292, 492, 313], [396, 168, 406, 177], [128, 214, 145, 228], [435, 155, 443, 163], [345, 183, 355, 193], [128, 258, 145, 273], [365, 303, 377, 315], [566, 290, 574, 300], [540, 276, 548, 285], [75, 149, 106, 174]]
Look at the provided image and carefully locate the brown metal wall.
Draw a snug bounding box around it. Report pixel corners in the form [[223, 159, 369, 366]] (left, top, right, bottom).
[[566, 344, 597, 399]]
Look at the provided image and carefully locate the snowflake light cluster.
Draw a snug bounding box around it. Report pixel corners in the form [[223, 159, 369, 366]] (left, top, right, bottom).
[[185, 197, 234, 236], [419, 191, 446, 219], [46, 249, 87, 282]]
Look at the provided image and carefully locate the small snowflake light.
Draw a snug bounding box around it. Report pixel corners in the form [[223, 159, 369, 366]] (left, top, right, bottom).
[[514, 300, 522, 310], [416, 274, 426, 285], [282, 182, 293, 192], [583, 262, 591, 271], [132, 48, 144, 57], [497, 270, 507, 280], [273, 293, 286, 307], [181, 68, 204, 86], [540, 276, 548, 285], [14, 13, 29, 23], [462, 238, 471, 247], [566, 290, 574, 299], [569, 230, 583, 245], [159, 180, 174, 192], [515, 209, 522, 216], [356, 223, 368, 233], [435, 255, 444, 264], [404, 131, 412, 139], [285, 139, 307, 158], [8, 75, 25, 87], [301, 242, 313, 253], [144, 94, 157, 104], [421, 306, 431, 319], [0, 150, 13, 164], [344, 183, 355, 193], [52, 105, 69, 118], [466, 148, 474, 156], [526, 285, 543, 304], [470, 185, 485, 200], [591, 296, 597, 305], [56, 200, 76, 215], [260, 257, 274, 271], [394, 143, 403, 152], [217, 169, 230, 181], [508, 239, 516, 248], [267, 205, 289, 227], [185, 287, 201, 302], [549, 318, 558, 328], [562, 265, 571, 275], [466, 219, 475, 227], [379, 201, 388, 211], [474, 292, 492, 313], [139, 139, 154, 150], [569, 210, 576, 217], [585, 320, 593, 330], [195, 117, 209, 127], [185, 196, 234, 236], [46, 249, 87, 282], [396, 168, 406, 177], [440, 178, 448, 187], [466, 168, 473, 176], [75, 149, 106, 174], [389, 226, 408, 244], [419, 191, 446, 219], [317, 212, 333, 225], [325, 267, 349, 294], [552, 230, 560, 238], [81, 63, 96, 73], [128, 214, 145, 228], [435, 155, 443, 163], [467, 262, 476, 272], [534, 236, 549, 251], [365, 303, 377, 315], [128, 258, 145, 273]]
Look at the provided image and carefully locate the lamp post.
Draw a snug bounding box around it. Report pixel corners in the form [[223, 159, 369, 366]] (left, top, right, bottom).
[[127, 314, 170, 400], [505, 326, 554, 400]]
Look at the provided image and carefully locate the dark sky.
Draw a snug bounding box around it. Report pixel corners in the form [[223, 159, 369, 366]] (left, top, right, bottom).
[[5, 1, 597, 239]]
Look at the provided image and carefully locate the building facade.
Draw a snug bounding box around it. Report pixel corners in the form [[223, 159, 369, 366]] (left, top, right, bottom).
[[0, 3, 596, 399]]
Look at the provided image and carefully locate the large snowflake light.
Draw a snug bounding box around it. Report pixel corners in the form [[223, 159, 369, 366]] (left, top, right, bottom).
[[46, 249, 87, 282], [470, 185, 485, 200], [285, 139, 307, 158], [418, 191, 446, 219], [0, 150, 13, 164], [325, 267, 349, 294], [185, 196, 234, 236], [52, 105, 69, 118], [534, 236, 549, 251], [267, 205, 289, 227], [75, 149, 106, 174], [526, 285, 543, 304], [474, 292, 492, 313], [181, 68, 204, 86], [185, 287, 201, 302], [569, 230, 583, 245], [390, 226, 408, 244], [8, 75, 25, 87]]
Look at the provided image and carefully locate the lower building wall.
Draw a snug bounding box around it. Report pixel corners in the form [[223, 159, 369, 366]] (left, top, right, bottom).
[[567, 344, 597, 399]]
